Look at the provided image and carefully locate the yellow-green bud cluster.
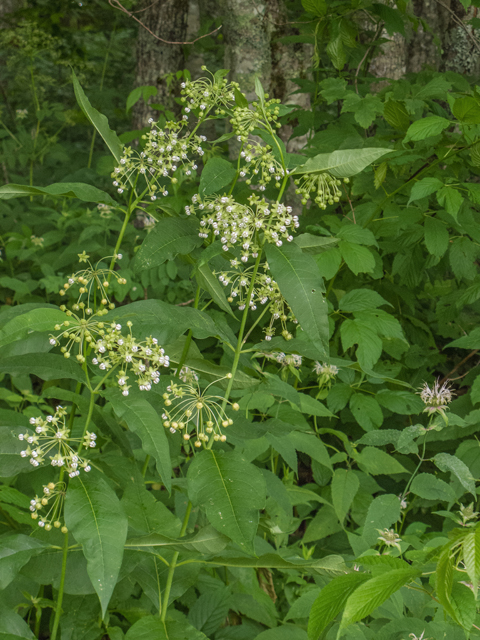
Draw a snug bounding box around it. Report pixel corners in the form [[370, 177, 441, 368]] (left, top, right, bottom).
[[189, 194, 299, 260], [239, 143, 287, 191], [295, 172, 348, 208], [29, 481, 68, 533], [180, 68, 239, 118], [230, 96, 282, 142], [49, 308, 109, 361], [19, 406, 95, 477], [59, 253, 126, 309], [91, 321, 169, 395], [162, 374, 238, 447], [111, 120, 206, 199]]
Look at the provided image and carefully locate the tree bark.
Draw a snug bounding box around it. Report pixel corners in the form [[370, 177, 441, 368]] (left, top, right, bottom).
[[133, 0, 189, 129]]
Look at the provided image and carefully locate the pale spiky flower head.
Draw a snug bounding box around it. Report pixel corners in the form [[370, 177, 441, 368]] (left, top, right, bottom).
[[174, 366, 199, 384], [162, 373, 239, 448], [459, 503, 479, 525], [377, 528, 402, 552], [418, 379, 454, 414], [90, 322, 169, 395], [58, 254, 127, 309], [18, 406, 94, 477], [29, 481, 68, 533], [313, 362, 338, 378]]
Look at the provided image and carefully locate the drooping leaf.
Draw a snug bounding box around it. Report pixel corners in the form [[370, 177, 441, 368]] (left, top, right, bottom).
[[196, 263, 237, 318], [0, 183, 116, 205], [187, 450, 266, 553], [72, 70, 123, 163], [0, 307, 66, 350], [64, 473, 128, 617], [135, 218, 203, 271], [293, 148, 391, 178], [265, 242, 329, 359]]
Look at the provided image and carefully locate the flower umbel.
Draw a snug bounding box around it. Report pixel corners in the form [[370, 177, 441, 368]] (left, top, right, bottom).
[[29, 481, 68, 533], [162, 374, 239, 447], [59, 254, 126, 309], [18, 406, 95, 477]]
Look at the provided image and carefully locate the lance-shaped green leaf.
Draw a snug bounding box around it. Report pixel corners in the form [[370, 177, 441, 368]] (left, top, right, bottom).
[[340, 567, 420, 628], [72, 69, 123, 163], [199, 157, 237, 196], [293, 148, 391, 178], [187, 450, 266, 553], [64, 473, 128, 618], [331, 469, 360, 524], [205, 552, 345, 574], [0, 535, 48, 590], [135, 218, 203, 271], [126, 526, 229, 555], [196, 263, 237, 318], [434, 453, 476, 497], [0, 353, 86, 384], [265, 242, 328, 359], [0, 606, 36, 640], [0, 307, 66, 350], [307, 572, 370, 639], [0, 183, 116, 205], [107, 393, 172, 492], [463, 528, 480, 593], [436, 546, 457, 622]]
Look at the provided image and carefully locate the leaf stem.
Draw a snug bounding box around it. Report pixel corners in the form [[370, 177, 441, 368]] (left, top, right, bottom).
[[160, 501, 192, 622], [175, 285, 201, 372], [49, 531, 69, 640]]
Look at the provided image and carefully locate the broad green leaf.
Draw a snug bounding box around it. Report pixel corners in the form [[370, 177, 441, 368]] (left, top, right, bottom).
[[125, 615, 208, 640], [375, 389, 423, 415], [383, 100, 410, 130], [336, 226, 377, 247], [196, 263, 237, 318], [355, 447, 408, 476], [463, 528, 480, 593], [340, 319, 382, 370], [0, 183, 116, 205], [434, 453, 476, 497], [362, 494, 401, 546], [107, 393, 172, 492], [349, 394, 383, 431], [126, 85, 157, 113], [293, 233, 338, 254], [0, 307, 66, 349], [288, 431, 332, 470], [0, 607, 35, 640], [307, 573, 370, 639], [339, 241, 375, 275], [315, 247, 342, 279], [64, 473, 128, 617], [293, 148, 391, 178], [437, 186, 463, 221], [0, 426, 33, 476], [404, 116, 450, 142], [450, 237, 478, 280], [135, 218, 203, 271], [72, 70, 123, 163], [188, 587, 232, 636], [408, 177, 443, 204], [424, 216, 450, 258], [126, 526, 229, 555], [199, 157, 237, 196], [0, 353, 86, 383], [265, 242, 328, 359], [451, 581, 476, 630], [436, 546, 457, 621], [187, 450, 266, 553], [285, 588, 321, 621], [256, 626, 307, 640], [452, 95, 480, 124], [371, 2, 406, 35], [410, 473, 456, 502], [340, 568, 420, 628], [341, 94, 384, 128], [331, 469, 360, 523], [0, 535, 48, 590], [338, 289, 390, 313], [326, 36, 346, 71], [299, 394, 335, 418], [301, 0, 326, 16], [304, 505, 343, 543]]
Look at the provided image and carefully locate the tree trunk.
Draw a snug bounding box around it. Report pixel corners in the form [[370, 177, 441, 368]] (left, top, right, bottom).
[[133, 0, 189, 129]]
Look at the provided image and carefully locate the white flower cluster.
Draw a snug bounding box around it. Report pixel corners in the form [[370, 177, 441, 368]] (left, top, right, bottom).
[[230, 96, 282, 142], [91, 321, 169, 395], [264, 352, 302, 368], [239, 143, 287, 191], [174, 365, 199, 384], [29, 481, 68, 533], [418, 379, 454, 414], [294, 172, 348, 209], [18, 406, 94, 477], [188, 194, 299, 260], [111, 120, 206, 199], [162, 374, 239, 447], [180, 67, 239, 117]]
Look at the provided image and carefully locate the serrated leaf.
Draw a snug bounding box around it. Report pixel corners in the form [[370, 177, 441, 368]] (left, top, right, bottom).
[[64, 473, 128, 617], [383, 100, 410, 130], [355, 447, 408, 476], [374, 162, 387, 189], [307, 573, 370, 639], [187, 450, 266, 553], [0, 183, 116, 205], [331, 469, 360, 523], [339, 241, 375, 275], [405, 116, 450, 141], [434, 453, 476, 497], [350, 394, 383, 431], [437, 186, 464, 220], [135, 218, 203, 271], [408, 177, 443, 204], [453, 95, 480, 124], [199, 157, 237, 196], [424, 216, 449, 257], [410, 473, 456, 502], [293, 148, 391, 178], [340, 568, 419, 628], [301, 0, 326, 16], [72, 70, 123, 163], [362, 494, 401, 546], [265, 242, 329, 359]]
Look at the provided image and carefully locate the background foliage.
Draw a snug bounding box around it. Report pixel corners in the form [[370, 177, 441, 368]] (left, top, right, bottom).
[[3, 0, 480, 639]]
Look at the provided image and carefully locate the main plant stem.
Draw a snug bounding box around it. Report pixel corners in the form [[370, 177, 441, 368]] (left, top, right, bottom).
[[49, 531, 69, 640], [160, 501, 192, 622]]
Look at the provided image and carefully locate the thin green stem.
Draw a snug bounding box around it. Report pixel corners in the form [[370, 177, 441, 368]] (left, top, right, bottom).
[[141, 455, 151, 477], [401, 433, 428, 501], [108, 209, 132, 279], [160, 501, 192, 622], [176, 285, 201, 372], [76, 391, 96, 456], [49, 531, 69, 640], [33, 585, 44, 638]]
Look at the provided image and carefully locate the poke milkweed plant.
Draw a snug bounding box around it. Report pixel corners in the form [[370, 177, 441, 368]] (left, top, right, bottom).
[[3, 62, 480, 640]]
